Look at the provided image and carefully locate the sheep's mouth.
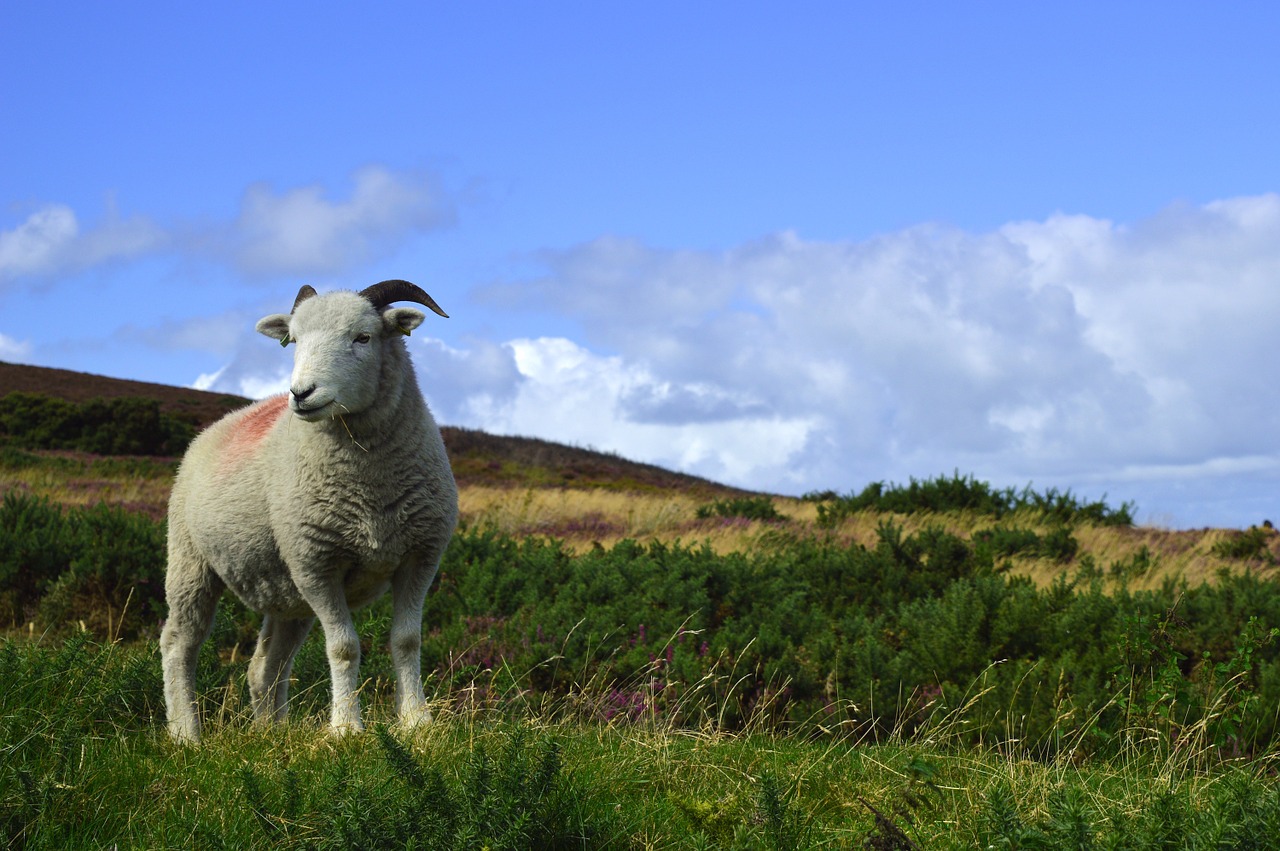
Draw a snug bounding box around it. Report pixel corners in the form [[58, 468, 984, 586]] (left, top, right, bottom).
[[290, 398, 335, 420]]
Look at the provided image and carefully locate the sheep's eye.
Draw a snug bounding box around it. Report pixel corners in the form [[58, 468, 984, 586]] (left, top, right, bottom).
[[354, 333, 371, 345]]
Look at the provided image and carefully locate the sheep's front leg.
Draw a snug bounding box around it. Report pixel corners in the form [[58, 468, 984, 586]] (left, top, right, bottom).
[[296, 572, 364, 734], [390, 555, 438, 727]]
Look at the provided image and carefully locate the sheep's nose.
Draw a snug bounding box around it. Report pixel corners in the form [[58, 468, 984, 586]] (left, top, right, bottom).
[[291, 385, 317, 403]]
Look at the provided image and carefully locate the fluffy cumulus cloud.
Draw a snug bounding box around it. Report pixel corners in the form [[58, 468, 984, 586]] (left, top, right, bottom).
[[0, 203, 165, 286], [218, 166, 453, 278], [189, 319, 295, 400], [463, 195, 1280, 524], [434, 336, 816, 486]]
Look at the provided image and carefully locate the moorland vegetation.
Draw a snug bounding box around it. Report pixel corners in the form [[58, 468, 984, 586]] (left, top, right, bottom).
[[4, 374, 1280, 847]]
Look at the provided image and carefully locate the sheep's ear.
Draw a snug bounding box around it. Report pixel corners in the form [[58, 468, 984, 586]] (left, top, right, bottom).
[[382, 307, 425, 337], [256, 314, 293, 344]]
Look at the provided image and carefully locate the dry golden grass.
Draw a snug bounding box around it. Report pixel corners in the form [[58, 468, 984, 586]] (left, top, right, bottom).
[[5, 443, 1273, 589], [461, 486, 1280, 590], [0, 460, 174, 520]]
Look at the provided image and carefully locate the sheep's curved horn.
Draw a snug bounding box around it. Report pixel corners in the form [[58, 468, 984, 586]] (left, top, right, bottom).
[[359, 279, 449, 318], [291, 285, 318, 313]]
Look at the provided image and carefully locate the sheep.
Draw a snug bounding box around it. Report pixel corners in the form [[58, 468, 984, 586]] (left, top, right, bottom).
[[160, 279, 459, 743]]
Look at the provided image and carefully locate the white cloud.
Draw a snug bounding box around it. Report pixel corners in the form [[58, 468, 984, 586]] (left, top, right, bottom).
[[465, 194, 1280, 523], [0, 332, 32, 362], [169, 191, 1280, 527], [0, 203, 164, 285], [188, 336, 291, 400], [237, 371, 291, 400], [464, 337, 818, 488], [1, 166, 452, 289], [0, 205, 77, 280], [222, 165, 453, 278], [411, 336, 524, 422], [191, 366, 226, 392]]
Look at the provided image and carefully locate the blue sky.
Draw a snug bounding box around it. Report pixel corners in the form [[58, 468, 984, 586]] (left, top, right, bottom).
[[4, 3, 1280, 528]]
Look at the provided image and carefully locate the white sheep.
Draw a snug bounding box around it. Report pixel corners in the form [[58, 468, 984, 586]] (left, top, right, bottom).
[[160, 280, 459, 743]]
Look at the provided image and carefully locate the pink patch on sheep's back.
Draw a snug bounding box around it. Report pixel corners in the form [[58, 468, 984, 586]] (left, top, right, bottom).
[[218, 394, 288, 473]]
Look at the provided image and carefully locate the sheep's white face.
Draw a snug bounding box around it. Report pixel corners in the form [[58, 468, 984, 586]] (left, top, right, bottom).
[[256, 292, 425, 422]]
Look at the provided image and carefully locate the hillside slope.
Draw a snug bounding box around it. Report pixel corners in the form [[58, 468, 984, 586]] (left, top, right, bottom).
[[5, 361, 1280, 586], [0, 360, 250, 429], [0, 360, 745, 497]]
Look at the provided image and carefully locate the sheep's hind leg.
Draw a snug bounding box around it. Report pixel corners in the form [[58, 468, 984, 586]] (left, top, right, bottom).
[[248, 614, 314, 725], [160, 559, 224, 744]]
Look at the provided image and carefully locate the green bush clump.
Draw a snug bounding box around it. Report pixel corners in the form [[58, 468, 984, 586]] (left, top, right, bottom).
[[0, 447, 178, 480], [971, 524, 1078, 564], [972, 525, 1042, 559], [0, 392, 195, 456], [976, 772, 1280, 848], [237, 726, 613, 850], [1211, 526, 1276, 563], [0, 493, 166, 637], [696, 496, 786, 523], [808, 472, 1134, 528]]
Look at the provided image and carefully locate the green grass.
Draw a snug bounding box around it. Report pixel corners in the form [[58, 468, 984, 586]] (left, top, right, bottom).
[[5, 636, 1280, 849]]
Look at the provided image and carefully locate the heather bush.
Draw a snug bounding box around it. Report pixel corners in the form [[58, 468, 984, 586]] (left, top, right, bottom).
[[0, 493, 166, 636], [696, 496, 786, 523], [0, 392, 195, 456], [1211, 526, 1276, 563], [809, 471, 1135, 528], [411, 521, 1280, 756]]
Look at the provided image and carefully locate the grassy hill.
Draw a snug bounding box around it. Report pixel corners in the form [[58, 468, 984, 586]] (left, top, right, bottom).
[[0, 359, 747, 491], [0, 360, 252, 429]]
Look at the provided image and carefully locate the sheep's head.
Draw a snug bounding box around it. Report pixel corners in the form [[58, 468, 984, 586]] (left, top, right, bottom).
[[255, 280, 448, 422]]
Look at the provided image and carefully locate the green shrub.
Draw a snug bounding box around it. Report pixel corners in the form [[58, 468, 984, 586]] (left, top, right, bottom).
[[1211, 526, 1276, 563], [1109, 546, 1155, 580], [0, 392, 195, 456], [0, 493, 166, 636], [696, 496, 786, 523], [972, 525, 1043, 560], [810, 472, 1134, 528], [1039, 525, 1079, 562], [236, 725, 614, 850]]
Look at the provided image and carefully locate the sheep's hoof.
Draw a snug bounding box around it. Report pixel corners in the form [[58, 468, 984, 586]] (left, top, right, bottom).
[[167, 723, 201, 745], [329, 720, 365, 737]]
